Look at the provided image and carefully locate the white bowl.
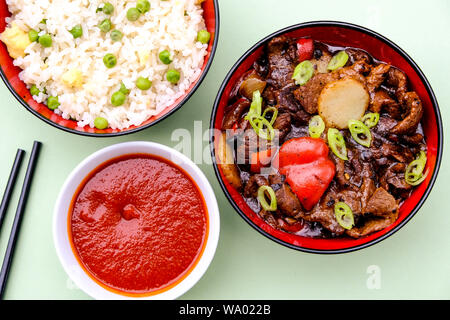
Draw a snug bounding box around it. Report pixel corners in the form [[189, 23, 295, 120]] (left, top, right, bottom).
[[53, 141, 220, 300]]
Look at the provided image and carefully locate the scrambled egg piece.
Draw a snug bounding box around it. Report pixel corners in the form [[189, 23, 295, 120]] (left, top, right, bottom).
[[0, 22, 31, 59], [62, 69, 84, 88], [138, 50, 150, 65]]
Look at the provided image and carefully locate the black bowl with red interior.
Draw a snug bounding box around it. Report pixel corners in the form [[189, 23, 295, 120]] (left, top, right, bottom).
[[0, 0, 219, 137], [210, 21, 443, 254]]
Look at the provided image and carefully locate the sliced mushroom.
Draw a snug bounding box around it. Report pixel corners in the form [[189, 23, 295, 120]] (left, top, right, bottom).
[[366, 63, 391, 94], [222, 99, 250, 130], [370, 90, 400, 118], [386, 67, 408, 102], [391, 92, 423, 135]]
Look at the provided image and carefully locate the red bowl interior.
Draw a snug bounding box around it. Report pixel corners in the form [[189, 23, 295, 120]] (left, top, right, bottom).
[[0, 0, 218, 136], [212, 22, 442, 253]]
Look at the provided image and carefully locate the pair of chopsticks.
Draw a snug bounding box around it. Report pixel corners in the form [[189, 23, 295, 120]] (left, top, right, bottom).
[[0, 141, 42, 299]]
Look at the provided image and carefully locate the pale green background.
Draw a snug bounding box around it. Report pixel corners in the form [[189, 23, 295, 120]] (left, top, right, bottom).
[[0, 0, 449, 300]]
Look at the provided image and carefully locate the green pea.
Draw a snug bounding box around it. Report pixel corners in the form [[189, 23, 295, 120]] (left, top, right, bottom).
[[136, 77, 152, 90], [166, 69, 180, 84], [69, 25, 83, 39], [30, 85, 41, 96], [110, 29, 123, 42], [47, 96, 60, 110], [159, 50, 172, 65], [103, 53, 117, 68], [28, 29, 39, 42], [38, 34, 52, 47], [102, 2, 114, 15], [136, 0, 151, 13], [119, 82, 130, 95], [127, 8, 141, 21], [197, 30, 211, 44], [111, 91, 126, 106], [98, 18, 112, 32], [94, 117, 109, 129]]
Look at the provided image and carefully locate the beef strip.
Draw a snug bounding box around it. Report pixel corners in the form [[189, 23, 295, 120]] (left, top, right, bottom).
[[273, 112, 291, 143], [262, 85, 277, 105], [380, 142, 414, 163], [258, 209, 279, 229], [303, 190, 346, 236], [346, 48, 372, 64], [337, 189, 362, 214], [267, 36, 297, 88], [333, 156, 349, 187], [243, 175, 269, 198], [338, 59, 372, 83], [293, 72, 339, 114], [381, 163, 413, 195], [277, 83, 302, 113], [291, 109, 311, 125], [401, 133, 424, 145], [364, 187, 398, 216], [268, 173, 284, 185], [275, 183, 302, 217], [222, 99, 250, 130], [346, 211, 399, 238]]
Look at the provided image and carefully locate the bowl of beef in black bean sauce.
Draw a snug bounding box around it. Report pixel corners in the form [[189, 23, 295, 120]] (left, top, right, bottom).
[[210, 21, 442, 254]]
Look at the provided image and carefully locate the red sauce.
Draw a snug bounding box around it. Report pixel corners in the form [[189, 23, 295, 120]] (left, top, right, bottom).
[[69, 154, 208, 296]]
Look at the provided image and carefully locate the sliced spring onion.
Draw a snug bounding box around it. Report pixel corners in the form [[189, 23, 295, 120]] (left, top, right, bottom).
[[405, 151, 428, 186], [292, 60, 314, 86], [309, 115, 325, 138], [361, 113, 380, 129], [244, 90, 277, 141], [327, 50, 349, 71], [348, 120, 372, 148], [247, 114, 275, 141], [334, 202, 354, 230], [246, 90, 262, 118], [327, 128, 348, 160], [257, 185, 277, 212], [262, 106, 278, 126]]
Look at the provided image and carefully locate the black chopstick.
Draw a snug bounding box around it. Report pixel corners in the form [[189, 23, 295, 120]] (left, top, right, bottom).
[[0, 141, 42, 299], [0, 149, 25, 231]]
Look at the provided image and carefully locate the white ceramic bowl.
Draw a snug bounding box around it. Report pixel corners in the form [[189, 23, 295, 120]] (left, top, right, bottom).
[[53, 141, 220, 300]]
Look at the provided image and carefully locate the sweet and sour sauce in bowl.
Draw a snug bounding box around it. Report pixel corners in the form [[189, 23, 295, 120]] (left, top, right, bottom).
[[54, 142, 219, 299]]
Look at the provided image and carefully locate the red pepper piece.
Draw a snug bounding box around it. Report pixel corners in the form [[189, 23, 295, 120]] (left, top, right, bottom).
[[277, 137, 335, 211], [277, 137, 329, 167], [250, 148, 275, 173], [296, 38, 314, 62], [277, 218, 304, 233]]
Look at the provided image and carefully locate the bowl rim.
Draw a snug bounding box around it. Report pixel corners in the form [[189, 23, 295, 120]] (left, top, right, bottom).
[[0, 0, 220, 137], [209, 20, 444, 254], [53, 141, 220, 299]]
